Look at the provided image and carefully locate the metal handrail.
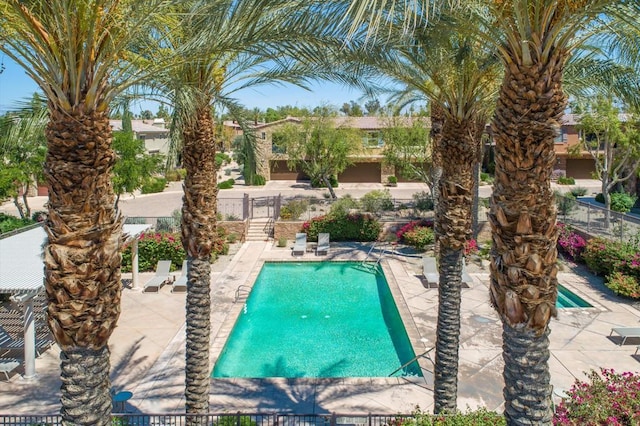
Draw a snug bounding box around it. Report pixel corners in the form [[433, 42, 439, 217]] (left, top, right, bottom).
[[388, 347, 434, 377]]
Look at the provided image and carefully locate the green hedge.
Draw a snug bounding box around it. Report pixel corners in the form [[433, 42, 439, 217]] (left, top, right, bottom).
[[141, 177, 167, 194], [302, 212, 380, 242], [582, 237, 640, 299], [122, 232, 185, 272], [0, 213, 35, 235]]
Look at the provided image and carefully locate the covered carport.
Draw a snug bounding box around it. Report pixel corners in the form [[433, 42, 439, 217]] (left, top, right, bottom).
[[0, 223, 150, 379]]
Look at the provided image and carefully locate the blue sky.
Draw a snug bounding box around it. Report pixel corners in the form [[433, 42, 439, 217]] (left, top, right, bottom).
[[0, 55, 369, 115]]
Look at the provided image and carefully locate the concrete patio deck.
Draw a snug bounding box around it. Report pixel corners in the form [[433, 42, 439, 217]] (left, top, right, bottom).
[[1, 241, 639, 415]]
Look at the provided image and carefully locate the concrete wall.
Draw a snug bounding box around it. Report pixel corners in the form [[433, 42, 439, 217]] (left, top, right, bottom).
[[219, 220, 248, 242]]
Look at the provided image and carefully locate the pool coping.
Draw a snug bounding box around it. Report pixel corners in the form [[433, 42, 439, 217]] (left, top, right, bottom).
[[209, 257, 432, 385]]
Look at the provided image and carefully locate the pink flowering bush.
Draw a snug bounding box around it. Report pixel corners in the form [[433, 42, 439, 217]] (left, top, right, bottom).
[[606, 272, 640, 299], [396, 220, 434, 251], [121, 232, 186, 272], [557, 223, 587, 261], [554, 368, 640, 425], [465, 239, 478, 256]]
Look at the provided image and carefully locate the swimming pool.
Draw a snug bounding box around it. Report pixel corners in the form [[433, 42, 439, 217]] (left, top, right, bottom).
[[212, 261, 422, 378], [557, 284, 592, 308]]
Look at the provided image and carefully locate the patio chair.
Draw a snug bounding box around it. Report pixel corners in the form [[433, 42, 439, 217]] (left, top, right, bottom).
[[144, 260, 172, 293], [172, 260, 188, 293], [610, 327, 640, 345], [422, 257, 439, 286], [316, 233, 330, 256], [0, 358, 20, 381], [292, 233, 307, 257]]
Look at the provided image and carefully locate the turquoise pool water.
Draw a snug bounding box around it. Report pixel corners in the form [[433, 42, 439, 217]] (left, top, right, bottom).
[[212, 262, 422, 378], [557, 285, 592, 308]]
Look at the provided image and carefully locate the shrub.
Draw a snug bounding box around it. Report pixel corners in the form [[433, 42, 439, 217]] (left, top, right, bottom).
[[554, 369, 640, 425], [605, 272, 640, 299], [610, 192, 637, 213], [387, 175, 398, 185], [0, 213, 34, 234], [570, 187, 588, 197], [302, 212, 381, 242], [277, 237, 287, 247], [555, 191, 577, 216], [215, 152, 232, 168], [31, 210, 48, 222], [328, 195, 359, 217], [595, 193, 605, 204], [557, 176, 575, 185], [280, 199, 310, 220], [141, 177, 167, 194], [557, 223, 587, 261], [225, 213, 240, 221], [252, 174, 266, 186], [465, 239, 478, 256], [411, 407, 506, 425], [227, 233, 238, 244], [218, 178, 235, 189], [360, 189, 394, 215], [121, 232, 185, 272], [215, 415, 257, 426], [551, 169, 566, 180], [402, 226, 435, 251], [582, 237, 638, 278], [480, 172, 494, 184], [164, 169, 183, 181], [412, 191, 434, 211], [396, 219, 434, 241]]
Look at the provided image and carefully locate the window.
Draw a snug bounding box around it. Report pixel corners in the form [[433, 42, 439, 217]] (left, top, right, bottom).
[[362, 131, 383, 148], [554, 127, 567, 144], [261, 132, 266, 140]]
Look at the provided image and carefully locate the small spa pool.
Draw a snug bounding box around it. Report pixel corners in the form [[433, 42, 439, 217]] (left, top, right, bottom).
[[557, 284, 592, 308], [212, 261, 422, 378]]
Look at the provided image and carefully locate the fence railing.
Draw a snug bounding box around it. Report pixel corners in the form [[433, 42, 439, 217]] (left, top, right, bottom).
[[0, 412, 415, 426], [559, 199, 640, 243]]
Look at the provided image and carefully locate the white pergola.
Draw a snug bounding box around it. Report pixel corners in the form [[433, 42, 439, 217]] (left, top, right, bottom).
[[0, 223, 150, 379]]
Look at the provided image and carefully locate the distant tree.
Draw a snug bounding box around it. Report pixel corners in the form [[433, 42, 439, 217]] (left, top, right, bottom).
[[156, 104, 171, 122], [381, 116, 432, 188], [139, 109, 154, 120], [0, 105, 48, 218], [264, 107, 282, 123], [274, 109, 361, 198], [364, 98, 381, 115], [575, 96, 640, 227], [111, 130, 164, 208], [340, 100, 364, 117]]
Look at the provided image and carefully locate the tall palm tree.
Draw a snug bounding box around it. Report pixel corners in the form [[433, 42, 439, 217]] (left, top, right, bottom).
[[352, 14, 500, 411], [146, 1, 373, 418], [0, 1, 176, 424]]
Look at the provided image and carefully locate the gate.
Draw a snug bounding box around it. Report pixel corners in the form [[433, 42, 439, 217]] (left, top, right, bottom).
[[246, 195, 281, 219]]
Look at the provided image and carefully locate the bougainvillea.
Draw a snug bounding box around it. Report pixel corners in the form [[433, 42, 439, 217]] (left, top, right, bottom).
[[554, 369, 640, 425], [557, 223, 587, 261]]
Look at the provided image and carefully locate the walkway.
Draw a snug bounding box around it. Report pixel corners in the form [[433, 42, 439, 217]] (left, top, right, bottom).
[[4, 240, 638, 415]]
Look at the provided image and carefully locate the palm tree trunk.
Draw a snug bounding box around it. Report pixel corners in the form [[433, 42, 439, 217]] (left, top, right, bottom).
[[490, 50, 566, 425], [181, 105, 218, 422], [44, 108, 122, 426], [430, 103, 445, 258], [433, 116, 477, 413]]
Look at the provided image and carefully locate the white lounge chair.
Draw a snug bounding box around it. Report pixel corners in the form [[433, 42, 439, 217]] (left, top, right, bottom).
[[144, 260, 172, 293], [316, 233, 330, 256], [172, 260, 188, 293], [610, 327, 640, 345], [0, 358, 20, 381], [292, 233, 307, 257], [422, 256, 473, 288]]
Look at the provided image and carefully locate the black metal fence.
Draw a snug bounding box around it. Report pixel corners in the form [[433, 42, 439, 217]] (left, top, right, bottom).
[[0, 413, 414, 426]]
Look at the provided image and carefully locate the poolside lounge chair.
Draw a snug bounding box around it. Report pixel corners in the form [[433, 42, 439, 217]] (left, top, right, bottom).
[[0, 358, 20, 380], [421, 256, 473, 288], [292, 233, 307, 257], [144, 260, 172, 293], [172, 260, 188, 293], [316, 233, 330, 256], [422, 257, 439, 286], [610, 327, 640, 345]]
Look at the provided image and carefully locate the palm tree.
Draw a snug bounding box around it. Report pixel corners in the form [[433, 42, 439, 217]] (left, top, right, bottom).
[[144, 1, 373, 418], [351, 14, 500, 411], [0, 1, 176, 424]]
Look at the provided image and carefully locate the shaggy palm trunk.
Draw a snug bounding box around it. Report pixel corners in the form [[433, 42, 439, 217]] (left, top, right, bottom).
[[433, 117, 477, 413], [490, 50, 566, 425], [44, 108, 122, 426], [182, 106, 218, 423]]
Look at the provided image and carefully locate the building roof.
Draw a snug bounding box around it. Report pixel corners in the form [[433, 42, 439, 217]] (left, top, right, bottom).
[[110, 119, 168, 134], [562, 113, 632, 126], [223, 115, 429, 131], [0, 224, 151, 295]]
